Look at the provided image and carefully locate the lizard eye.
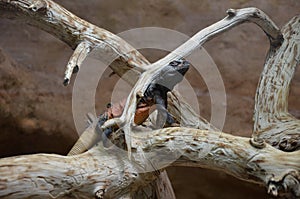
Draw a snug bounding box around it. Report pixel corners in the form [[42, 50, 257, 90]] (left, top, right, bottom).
[[169, 61, 180, 66]]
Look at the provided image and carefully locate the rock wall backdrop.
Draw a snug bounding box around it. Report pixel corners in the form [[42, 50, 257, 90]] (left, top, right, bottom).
[[0, 0, 299, 198]]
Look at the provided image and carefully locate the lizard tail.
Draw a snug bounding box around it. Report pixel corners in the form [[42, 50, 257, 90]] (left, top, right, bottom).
[[67, 120, 100, 156]]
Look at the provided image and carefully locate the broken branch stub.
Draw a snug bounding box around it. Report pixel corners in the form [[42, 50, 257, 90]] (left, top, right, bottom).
[[0, 0, 299, 198], [0, 0, 149, 86], [0, 129, 299, 198], [99, 7, 284, 160]]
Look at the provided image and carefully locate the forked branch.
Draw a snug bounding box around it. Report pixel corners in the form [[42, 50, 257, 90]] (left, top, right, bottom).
[[0, 0, 299, 198], [0, 0, 282, 85], [0, 129, 299, 198], [0, 0, 148, 85], [99, 6, 283, 158], [253, 15, 300, 151]]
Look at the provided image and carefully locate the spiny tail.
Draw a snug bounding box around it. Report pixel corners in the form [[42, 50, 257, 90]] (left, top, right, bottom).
[[67, 114, 100, 156]]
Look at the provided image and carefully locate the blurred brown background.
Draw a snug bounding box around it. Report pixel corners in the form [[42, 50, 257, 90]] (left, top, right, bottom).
[[0, 0, 299, 198]]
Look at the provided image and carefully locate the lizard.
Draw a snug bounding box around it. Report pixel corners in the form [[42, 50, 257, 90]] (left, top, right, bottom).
[[134, 58, 190, 129], [67, 58, 190, 155]]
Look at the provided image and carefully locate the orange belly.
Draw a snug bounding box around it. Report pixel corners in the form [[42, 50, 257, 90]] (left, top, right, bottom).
[[134, 103, 155, 125]]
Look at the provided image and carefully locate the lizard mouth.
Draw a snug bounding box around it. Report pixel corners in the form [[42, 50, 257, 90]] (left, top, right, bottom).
[[178, 60, 190, 75]]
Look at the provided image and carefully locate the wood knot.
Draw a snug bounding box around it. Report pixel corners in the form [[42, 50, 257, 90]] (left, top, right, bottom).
[[226, 9, 236, 17], [250, 137, 266, 149], [29, 0, 48, 13], [267, 183, 278, 196], [95, 189, 105, 199], [63, 78, 69, 86], [72, 65, 79, 74], [267, 170, 300, 197]]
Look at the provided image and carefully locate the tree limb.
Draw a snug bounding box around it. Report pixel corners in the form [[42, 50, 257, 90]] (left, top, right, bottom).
[[0, 0, 148, 85], [99, 7, 283, 159], [253, 15, 300, 151], [0, 0, 299, 198], [0, 129, 299, 198]]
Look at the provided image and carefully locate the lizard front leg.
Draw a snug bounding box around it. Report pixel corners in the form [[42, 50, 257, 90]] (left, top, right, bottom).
[[154, 93, 175, 129]]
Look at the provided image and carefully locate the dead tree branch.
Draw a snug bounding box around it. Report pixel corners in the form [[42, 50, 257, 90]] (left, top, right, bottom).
[[0, 129, 299, 198], [0, 0, 148, 86], [99, 6, 283, 158], [253, 15, 300, 151], [0, 0, 299, 198]]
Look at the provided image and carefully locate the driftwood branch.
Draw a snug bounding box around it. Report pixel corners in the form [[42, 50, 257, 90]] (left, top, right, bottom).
[[98, 6, 283, 159], [0, 0, 299, 198], [0, 0, 148, 86], [253, 15, 300, 151], [0, 129, 299, 198]]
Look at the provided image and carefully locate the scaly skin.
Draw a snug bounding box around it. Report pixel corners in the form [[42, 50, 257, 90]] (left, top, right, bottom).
[[68, 58, 190, 155], [136, 58, 190, 128], [67, 98, 150, 155]]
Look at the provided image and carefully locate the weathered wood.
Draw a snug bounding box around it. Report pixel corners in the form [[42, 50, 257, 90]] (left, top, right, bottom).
[[0, 0, 299, 198], [253, 15, 300, 151], [99, 6, 283, 160], [0, 129, 299, 198], [0, 0, 148, 86], [0, 0, 175, 198], [134, 128, 300, 198], [0, 146, 157, 199]]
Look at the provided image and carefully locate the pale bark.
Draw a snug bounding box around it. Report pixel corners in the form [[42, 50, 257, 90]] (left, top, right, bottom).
[[0, 129, 299, 198], [253, 15, 300, 152], [0, 0, 299, 198], [0, 0, 175, 198], [99, 6, 282, 159], [0, 0, 147, 86]]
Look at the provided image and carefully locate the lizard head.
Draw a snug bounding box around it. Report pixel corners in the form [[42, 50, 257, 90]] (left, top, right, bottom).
[[168, 58, 190, 77], [167, 57, 190, 80], [155, 58, 190, 91]]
